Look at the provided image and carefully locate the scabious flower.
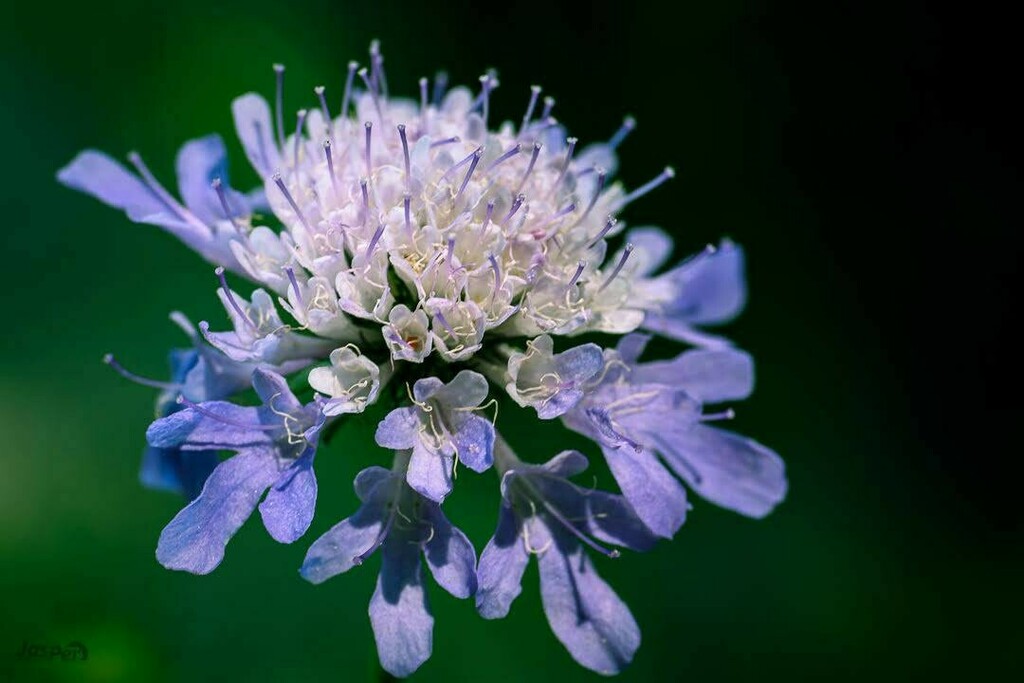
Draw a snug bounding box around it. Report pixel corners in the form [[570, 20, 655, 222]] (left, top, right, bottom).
[[60, 41, 788, 676]]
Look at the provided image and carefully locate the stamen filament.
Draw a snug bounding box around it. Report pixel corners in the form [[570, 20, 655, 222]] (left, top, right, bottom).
[[215, 266, 257, 329], [598, 244, 634, 292]]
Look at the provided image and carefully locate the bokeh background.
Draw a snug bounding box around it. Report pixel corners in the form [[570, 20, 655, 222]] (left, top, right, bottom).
[[2, 1, 1021, 681]]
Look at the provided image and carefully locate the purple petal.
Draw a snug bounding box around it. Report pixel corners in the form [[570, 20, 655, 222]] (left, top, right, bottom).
[[258, 450, 317, 543], [538, 540, 641, 675], [451, 414, 494, 473], [654, 424, 787, 519], [369, 541, 434, 678], [146, 402, 273, 451], [476, 505, 528, 619], [155, 449, 278, 574], [539, 450, 590, 478], [375, 407, 420, 450], [231, 93, 281, 178], [640, 317, 735, 348], [422, 505, 478, 599], [406, 442, 454, 503], [615, 333, 652, 365]]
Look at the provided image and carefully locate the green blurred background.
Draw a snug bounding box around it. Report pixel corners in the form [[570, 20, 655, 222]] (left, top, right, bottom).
[[2, 1, 1021, 681]]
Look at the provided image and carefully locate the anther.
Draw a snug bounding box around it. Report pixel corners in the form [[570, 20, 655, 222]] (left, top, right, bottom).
[[488, 253, 503, 289], [455, 147, 483, 202], [482, 201, 495, 231], [284, 266, 303, 306], [477, 74, 494, 126], [314, 86, 332, 144], [364, 121, 373, 179], [211, 178, 242, 231], [357, 68, 385, 126], [516, 142, 542, 193], [419, 77, 429, 115], [501, 194, 526, 226], [487, 143, 522, 174], [430, 136, 460, 148], [103, 353, 178, 390], [215, 266, 257, 329], [578, 168, 607, 223], [568, 260, 586, 287], [397, 124, 411, 187], [360, 178, 370, 224], [620, 167, 676, 206], [273, 64, 286, 151], [446, 237, 456, 271], [431, 71, 448, 106], [323, 140, 338, 194], [272, 172, 312, 231], [541, 96, 555, 120], [365, 222, 386, 259], [598, 244, 634, 292], [519, 85, 542, 137], [549, 137, 578, 196], [608, 116, 636, 150], [587, 216, 617, 249], [340, 61, 358, 120], [700, 409, 736, 422], [293, 109, 308, 170]]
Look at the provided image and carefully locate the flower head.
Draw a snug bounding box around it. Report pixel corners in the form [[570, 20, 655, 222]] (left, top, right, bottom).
[[63, 42, 788, 676]]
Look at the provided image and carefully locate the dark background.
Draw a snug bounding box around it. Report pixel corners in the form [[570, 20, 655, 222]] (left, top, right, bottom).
[[2, 1, 1021, 681]]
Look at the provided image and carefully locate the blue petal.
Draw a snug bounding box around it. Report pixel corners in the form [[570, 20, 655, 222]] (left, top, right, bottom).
[[300, 499, 389, 584], [476, 505, 529, 619], [57, 150, 206, 244], [146, 402, 273, 451], [258, 449, 317, 543], [538, 539, 641, 675], [432, 369, 489, 409], [627, 227, 674, 276], [252, 367, 303, 413], [369, 541, 434, 678], [600, 443, 688, 539], [155, 449, 278, 574], [406, 441, 454, 503], [231, 93, 281, 179], [422, 504, 478, 599], [665, 240, 747, 325], [451, 414, 494, 473], [139, 443, 218, 500], [555, 343, 604, 385], [354, 466, 395, 502], [176, 134, 249, 224], [539, 450, 590, 478], [582, 489, 659, 552], [654, 424, 787, 519], [375, 407, 420, 450]]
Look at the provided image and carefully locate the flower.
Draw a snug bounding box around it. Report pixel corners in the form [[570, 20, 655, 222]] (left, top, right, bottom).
[[147, 368, 326, 574], [477, 440, 657, 675], [375, 370, 495, 502], [62, 42, 788, 676], [300, 451, 477, 678]]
